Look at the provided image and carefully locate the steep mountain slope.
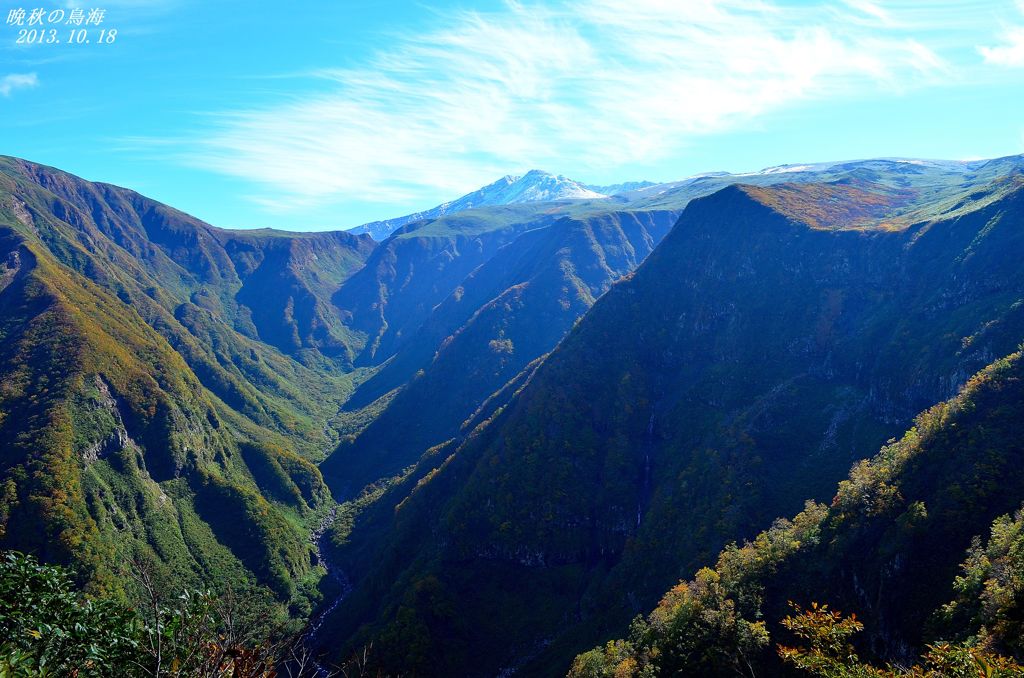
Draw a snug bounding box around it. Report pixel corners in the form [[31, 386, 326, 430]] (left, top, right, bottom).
[[5, 152, 1024, 672], [571, 348, 1024, 676], [325, 159, 1015, 494], [322, 208, 679, 496], [348, 170, 607, 241], [318, 174, 1024, 676], [1, 157, 377, 455], [333, 204, 586, 369], [0, 157, 375, 611], [5, 157, 376, 366], [6, 154, 958, 606], [333, 157, 1023, 375], [0, 225, 325, 601], [213, 227, 373, 361]]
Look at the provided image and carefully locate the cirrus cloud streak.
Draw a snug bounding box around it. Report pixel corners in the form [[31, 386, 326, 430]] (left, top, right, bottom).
[[188, 0, 956, 210]]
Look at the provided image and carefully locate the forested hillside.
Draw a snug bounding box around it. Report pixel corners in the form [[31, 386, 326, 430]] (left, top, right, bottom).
[[0, 156, 683, 623], [570, 347, 1024, 676], [322, 209, 679, 495], [4, 154, 1024, 678], [0, 157, 374, 616], [317, 170, 1024, 676]]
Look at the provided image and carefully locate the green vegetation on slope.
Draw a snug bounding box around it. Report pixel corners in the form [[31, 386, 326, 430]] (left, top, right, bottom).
[[322, 209, 679, 497], [570, 348, 1024, 676], [317, 177, 1024, 677], [0, 156, 376, 457], [0, 158, 363, 615], [4, 153, 1024, 676], [0, 550, 328, 677], [0, 227, 327, 601]]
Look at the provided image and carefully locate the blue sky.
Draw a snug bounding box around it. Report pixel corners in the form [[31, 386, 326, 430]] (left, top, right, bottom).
[[1, 0, 1023, 231]]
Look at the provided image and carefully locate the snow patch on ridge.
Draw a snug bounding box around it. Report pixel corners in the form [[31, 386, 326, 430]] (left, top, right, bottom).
[[349, 170, 607, 240]]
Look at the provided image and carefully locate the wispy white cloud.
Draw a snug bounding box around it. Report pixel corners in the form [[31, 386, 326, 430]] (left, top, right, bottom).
[[0, 73, 38, 97], [839, 0, 894, 26], [981, 27, 1024, 65], [183, 0, 954, 211], [978, 0, 1024, 66], [980, 26, 1024, 66]]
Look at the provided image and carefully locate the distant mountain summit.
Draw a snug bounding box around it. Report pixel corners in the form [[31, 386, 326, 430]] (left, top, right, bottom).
[[348, 170, 607, 240], [496, 169, 607, 202], [349, 157, 1024, 241]]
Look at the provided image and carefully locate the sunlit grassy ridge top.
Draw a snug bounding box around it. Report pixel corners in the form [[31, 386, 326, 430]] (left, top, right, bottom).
[[740, 180, 918, 231]]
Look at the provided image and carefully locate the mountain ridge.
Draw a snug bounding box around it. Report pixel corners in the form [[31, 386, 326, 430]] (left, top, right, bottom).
[[0, 155, 372, 616], [321, 207, 680, 497], [347, 170, 608, 240], [317, 173, 1024, 676], [4, 152, 1024, 676]]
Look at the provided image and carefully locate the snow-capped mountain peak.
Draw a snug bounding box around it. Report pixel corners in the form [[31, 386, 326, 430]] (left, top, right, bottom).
[[349, 170, 608, 240], [497, 170, 607, 203]]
